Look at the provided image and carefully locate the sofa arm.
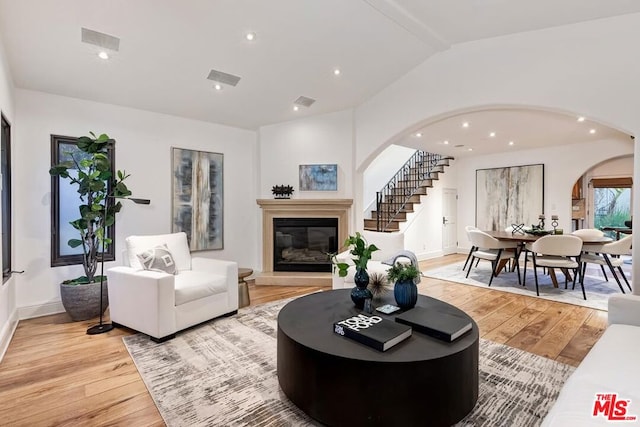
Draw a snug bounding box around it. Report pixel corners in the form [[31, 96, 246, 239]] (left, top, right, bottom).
[[608, 294, 640, 327], [191, 257, 239, 309], [107, 266, 176, 339]]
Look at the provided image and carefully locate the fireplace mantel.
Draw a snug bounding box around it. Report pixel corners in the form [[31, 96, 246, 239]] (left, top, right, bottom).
[[257, 199, 353, 285]]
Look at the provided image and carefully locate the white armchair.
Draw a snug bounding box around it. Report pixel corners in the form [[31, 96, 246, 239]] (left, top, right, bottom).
[[332, 231, 405, 289], [107, 232, 238, 342]]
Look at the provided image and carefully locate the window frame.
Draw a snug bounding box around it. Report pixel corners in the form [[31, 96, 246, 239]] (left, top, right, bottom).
[[50, 134, 116, 267], [1, 114, 11, 283]]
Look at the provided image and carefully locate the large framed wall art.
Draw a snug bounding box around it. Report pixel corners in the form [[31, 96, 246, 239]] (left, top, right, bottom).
[[476, 164, 544, 231], [172, 147, 223, 250]]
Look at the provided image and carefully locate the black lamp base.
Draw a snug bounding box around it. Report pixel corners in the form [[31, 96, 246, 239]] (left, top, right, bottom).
[[87, 323, 114, 335]]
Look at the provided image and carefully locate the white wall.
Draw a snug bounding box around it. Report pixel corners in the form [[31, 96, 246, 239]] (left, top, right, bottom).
[[13, 89, 257, 317], [0, 33, 17, 359], [258, 109, 354, 200]]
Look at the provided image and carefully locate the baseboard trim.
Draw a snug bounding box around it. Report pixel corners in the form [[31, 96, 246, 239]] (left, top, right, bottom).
[[0, 309, 18, 362], [18, 301, 65, 320], [416, 250, 444, 261]]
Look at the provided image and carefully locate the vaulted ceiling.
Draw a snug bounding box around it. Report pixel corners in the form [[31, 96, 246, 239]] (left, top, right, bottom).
[[1, 0, 639, 135]]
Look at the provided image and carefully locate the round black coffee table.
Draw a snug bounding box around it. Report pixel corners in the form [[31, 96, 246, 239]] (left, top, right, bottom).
[[277, 289, 479, 426]]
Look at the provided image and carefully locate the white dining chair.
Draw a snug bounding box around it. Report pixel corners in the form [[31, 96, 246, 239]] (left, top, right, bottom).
[[524, 235, 585, 299], [580, 234, 633, 293], [466, 230, 520, 286], [463, 225, 480, 271]]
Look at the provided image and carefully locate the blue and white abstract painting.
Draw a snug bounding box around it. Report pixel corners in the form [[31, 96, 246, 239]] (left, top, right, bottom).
[[299, 164, 338, 191]]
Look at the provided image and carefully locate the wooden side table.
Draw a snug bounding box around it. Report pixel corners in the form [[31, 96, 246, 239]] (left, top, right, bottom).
[[238, 268, 253, 308]]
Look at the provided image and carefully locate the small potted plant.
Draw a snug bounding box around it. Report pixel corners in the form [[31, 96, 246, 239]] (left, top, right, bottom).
[[387, 262, 421, 309], [331, 232, 379, 308]]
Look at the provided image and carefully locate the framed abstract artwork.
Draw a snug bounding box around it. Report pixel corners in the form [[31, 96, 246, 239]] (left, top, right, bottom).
[[299, 164, 338, 191], [172, 147, 223, 250], [476, 164, 544, 231]]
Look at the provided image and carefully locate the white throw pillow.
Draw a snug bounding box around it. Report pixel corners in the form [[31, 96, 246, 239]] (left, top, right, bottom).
[[136, 244, 177, 275]]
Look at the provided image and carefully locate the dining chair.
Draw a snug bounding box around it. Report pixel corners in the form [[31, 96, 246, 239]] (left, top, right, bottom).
[[463, 225, 480, 271], [466, 230, 520, 286], [524, 235, 585, 299], [580, 234, 633, 293], [571, 228, 604, 238]]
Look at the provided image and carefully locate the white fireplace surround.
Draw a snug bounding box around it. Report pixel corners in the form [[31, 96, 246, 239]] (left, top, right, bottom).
[[256, 199, 353, 275]]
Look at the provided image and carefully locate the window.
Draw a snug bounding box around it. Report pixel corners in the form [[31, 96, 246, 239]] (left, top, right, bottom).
[[1, 114, 11, 282], [592, 177, 633, 238], [51, 135, 116, 266]]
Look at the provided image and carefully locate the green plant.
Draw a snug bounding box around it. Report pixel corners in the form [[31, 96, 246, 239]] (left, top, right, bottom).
[[331, 232, 379, 277], [49, 132, 133, 284], [386, 262, 420, 283]]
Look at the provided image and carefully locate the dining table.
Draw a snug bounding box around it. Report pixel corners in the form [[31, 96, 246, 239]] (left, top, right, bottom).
[[483, 230, 613, 288]]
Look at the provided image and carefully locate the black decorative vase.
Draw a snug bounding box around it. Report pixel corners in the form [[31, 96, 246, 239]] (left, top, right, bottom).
[[351, 268, 372, 309], [394, 279, 418, 310]]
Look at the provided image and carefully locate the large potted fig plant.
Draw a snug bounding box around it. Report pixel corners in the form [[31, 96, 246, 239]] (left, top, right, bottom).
[[49, 132, 133, 321]]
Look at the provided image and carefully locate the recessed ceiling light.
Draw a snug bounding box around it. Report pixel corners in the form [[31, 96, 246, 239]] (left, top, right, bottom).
[[577, 116, 586, 122], [98, 51, 109, 60], [333, 68, 341, 76], [443, 140, 449, 145], [214, 83, 222, 91], [467, 148, 473, 151], [508, 141, 514, 146], [246, 32, 256, 41], [293, 105, 299, 111], [589, 129, 596, 134], [489, 132, 496, 137], [415, 132, 422, 138], [462, 122, 469, 128]]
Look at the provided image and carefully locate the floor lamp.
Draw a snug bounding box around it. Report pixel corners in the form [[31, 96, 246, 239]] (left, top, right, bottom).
[[87, 197, 151, 335]]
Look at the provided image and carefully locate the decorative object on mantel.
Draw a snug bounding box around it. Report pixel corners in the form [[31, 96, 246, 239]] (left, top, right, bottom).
[[385, 250, 421, 310], [511, 223, 525, 235], [271, 185, 294, 199], [551, 215, 559, 234], [299, 164, 338, 191], [331, 232, 379, 309]]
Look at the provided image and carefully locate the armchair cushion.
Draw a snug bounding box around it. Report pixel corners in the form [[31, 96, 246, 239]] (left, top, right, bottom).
[[174, 271, 229, 306], [136, 244, 177, 274]]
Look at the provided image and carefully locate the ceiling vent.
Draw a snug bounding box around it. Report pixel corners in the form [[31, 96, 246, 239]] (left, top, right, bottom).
[[207, 69, 242, 87], [294, 96, 316, 108], [81, 27, 120, 51]]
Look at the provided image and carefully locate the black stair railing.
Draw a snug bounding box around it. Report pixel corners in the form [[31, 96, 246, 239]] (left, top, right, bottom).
[[375, 150, 446, 232]]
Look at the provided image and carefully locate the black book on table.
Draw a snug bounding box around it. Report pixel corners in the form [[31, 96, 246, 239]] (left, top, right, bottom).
[[333, 314, 412, 351], [395, 306, 472, 342]]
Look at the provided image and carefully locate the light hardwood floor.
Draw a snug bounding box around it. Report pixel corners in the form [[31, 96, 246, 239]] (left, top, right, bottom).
[[0, 254, 608, 426]]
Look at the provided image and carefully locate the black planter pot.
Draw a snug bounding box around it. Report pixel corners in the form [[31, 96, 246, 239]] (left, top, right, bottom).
[[394, 279, 418, 310], [60, 281, 109, 321], [351, 268, 372, 308]]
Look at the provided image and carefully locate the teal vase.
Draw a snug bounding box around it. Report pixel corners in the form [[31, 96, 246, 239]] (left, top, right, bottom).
[[394, 279, 418, 309], [351, 268, 372, 309]]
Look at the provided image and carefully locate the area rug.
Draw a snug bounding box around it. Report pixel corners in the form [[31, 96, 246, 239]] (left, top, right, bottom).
[[124, 298, 574, 427], [423, 261, 631, 311]]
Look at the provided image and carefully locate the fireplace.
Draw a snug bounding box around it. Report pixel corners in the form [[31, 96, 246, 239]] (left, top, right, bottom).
[[273, 218, 338, 272], [256, 199, 352, 286]]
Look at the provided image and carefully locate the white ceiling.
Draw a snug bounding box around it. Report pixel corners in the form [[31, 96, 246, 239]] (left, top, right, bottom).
[[1, 0, 640, 134]]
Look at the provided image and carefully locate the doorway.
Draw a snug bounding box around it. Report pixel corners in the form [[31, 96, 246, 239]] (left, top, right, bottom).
[[442, 188, 457, 255]]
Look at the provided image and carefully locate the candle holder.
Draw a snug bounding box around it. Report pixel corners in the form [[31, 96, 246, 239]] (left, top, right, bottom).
[[551, 215, 559, 233], [538, 214, 545, 230]]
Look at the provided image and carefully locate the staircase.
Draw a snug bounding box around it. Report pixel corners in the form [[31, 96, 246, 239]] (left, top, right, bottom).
[[365, 151, 454, 232]]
